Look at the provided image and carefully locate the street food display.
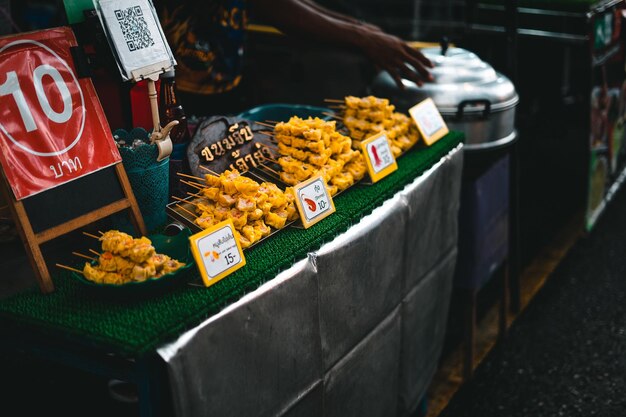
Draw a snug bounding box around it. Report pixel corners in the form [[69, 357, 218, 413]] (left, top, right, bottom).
[[182, 169, 299, 248], [341, 95, 420, 157], [273, 116, 367, 195], [82, 230, 186, 284]]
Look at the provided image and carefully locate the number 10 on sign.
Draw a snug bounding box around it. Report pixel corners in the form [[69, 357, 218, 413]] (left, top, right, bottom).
[[0, 28, 120, 200]]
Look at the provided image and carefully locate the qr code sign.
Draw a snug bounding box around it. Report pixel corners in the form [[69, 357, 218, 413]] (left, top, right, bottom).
[[114, 6, 155, 52]]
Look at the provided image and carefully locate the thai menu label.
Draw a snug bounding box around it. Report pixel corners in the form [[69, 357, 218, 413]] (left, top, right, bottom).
[[409, 98, 449, 146], [189, 219, 246, 287], [0, 27, 121, 200], [293, 174, 336, 229], [361, 132, 398, 183]]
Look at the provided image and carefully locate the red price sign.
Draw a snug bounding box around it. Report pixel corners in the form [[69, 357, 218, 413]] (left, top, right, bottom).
[[0, 27, 121, 200]]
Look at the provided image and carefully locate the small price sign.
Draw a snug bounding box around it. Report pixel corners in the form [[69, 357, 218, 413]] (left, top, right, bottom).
[[189, 219, 246, 287], [360, 132, 398, 183], [409, 98, 449, 146], [293, 174, 336, 229]]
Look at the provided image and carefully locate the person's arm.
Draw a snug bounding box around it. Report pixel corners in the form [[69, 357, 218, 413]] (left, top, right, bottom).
[[299, 0, 381, 32], [251, 0, 433, 88]]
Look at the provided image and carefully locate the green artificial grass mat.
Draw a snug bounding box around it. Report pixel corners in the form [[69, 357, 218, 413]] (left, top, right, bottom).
[[0, 132, 463, 357]]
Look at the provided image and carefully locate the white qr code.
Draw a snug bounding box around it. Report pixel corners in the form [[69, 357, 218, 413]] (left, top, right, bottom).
[[114, 6, 155, 52]]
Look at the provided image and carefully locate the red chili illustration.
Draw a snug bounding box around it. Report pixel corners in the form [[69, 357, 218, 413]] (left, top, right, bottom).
[[371, 145, 382, 166]]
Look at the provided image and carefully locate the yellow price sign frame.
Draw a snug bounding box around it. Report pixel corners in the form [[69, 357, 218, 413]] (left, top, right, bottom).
[[409, 98, 449, 146], [189, 219, 246, 287], [293, 174, 336, 229], [360, 132, 398, 183]]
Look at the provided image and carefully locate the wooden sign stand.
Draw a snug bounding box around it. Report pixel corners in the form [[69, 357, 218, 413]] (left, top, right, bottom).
[[0, 164, 147, 293]]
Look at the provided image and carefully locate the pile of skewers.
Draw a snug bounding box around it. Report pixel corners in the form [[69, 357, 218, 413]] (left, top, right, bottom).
[[57, 230, 186, 285], [259, 116, 367, 196], [326, 95, 420, 157], [176, 168, 299, 248]]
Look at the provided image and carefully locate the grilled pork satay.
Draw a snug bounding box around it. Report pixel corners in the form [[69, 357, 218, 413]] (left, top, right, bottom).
[[264, 211, 287, 229], [235, 195, 256, 211], [100, 230, 134, 254], [162, 259, 185, 275], [253, 220, 272, 237], [122, 237, 156, 264], [97, 252, 135, 276], [131, 262, 157, 282], [83, 263, 126, 284]]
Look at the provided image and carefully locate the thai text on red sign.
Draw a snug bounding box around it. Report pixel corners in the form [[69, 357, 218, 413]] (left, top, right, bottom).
[[0, 27, 121, 200]]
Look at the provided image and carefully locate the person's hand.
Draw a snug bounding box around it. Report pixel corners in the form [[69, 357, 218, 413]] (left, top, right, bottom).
[[355, 26, 434, 89]]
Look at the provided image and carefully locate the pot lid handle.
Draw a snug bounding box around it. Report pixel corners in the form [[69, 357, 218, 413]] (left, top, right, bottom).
[[440, 36, 449, 56], [457, 99, 492, 119]]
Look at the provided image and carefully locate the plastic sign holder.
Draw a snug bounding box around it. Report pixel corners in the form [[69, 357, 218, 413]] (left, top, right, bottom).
[[360, 132, 398, 183], [293, 174, 336, 229], [189, 219, 246, 287], [409, 98, 449, 146], [0, 27, 146, 293], [93, 0, 177, 160]]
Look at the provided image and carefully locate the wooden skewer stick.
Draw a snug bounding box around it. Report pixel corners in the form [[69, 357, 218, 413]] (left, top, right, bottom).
[[322, 112, 343, 121], [83, 231, 101, 240], [180, 179, 205, 190], [177, 172, 206, 182], [260, 164, 281, 176], [187, 191, 205, 199], [176, 204, 198, 218], [328, 104, 346, 109], [263, 142, 279, 150], [56, 264, 84, 275], [88, 248, 101, 257], [266, 120, 281, 124], [172, 195, 198, 207], [257, 130, 276, 137], [72, 251, 95, 261], [256, 121, 276, 129], [199, 165, 219, 176], [324, 98, 344, 103], [264, 157, 281, 164]]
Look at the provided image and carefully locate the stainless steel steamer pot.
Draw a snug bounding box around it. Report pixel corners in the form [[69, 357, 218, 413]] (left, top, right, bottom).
[[371, 46, 519, 150]]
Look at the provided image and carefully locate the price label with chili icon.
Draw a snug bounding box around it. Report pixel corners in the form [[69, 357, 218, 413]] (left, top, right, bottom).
[[293, 174, 336, 229], [189, 219, 246, 287], [360, 132, 398, 183]]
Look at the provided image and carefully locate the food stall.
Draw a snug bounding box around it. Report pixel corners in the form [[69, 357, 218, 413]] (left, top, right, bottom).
[[0, 2, 466, 417]]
